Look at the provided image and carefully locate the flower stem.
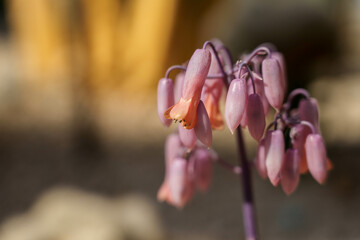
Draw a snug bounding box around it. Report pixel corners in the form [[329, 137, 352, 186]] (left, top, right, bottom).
[[235, 126, 258, 240]]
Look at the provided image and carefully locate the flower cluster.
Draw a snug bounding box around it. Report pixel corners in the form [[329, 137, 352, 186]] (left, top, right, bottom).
[[156, 39, 331, 208], [254, 89, 332, 194], [157, 133, 215, 208]]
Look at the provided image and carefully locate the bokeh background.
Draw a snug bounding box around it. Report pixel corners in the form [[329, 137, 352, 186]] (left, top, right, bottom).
[[0, 0, 359, 239]]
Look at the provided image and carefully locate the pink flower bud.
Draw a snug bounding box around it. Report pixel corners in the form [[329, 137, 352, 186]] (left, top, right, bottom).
[[158, 134, 183, 203], [281, 149, 300, 195], [305, 134, 328, 184], [157, 78, 174, 127], [194, 101, 212, 147], [225, 78, 247, 133], [255, 138, 267, 179], [165, 49, 211, 129], [165, 133, 183, 170], [271, 52, 287, 92], [191, 148, 213, 192], [265, 130, 285, 186], [262, 58, 285, 111], [246, 93, 266, 141], [178, 124, 197, 149], [299, 98, 320, 133], [248, 74, 270, 116], [168, 158, 192, 208], [174, 72, 185, 102]]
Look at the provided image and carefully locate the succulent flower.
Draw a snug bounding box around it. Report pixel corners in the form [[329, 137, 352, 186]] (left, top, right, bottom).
[[164, 49, 211, 129]]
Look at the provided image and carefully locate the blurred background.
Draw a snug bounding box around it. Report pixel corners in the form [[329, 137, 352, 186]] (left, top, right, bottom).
[[0, 0, 359, 239]]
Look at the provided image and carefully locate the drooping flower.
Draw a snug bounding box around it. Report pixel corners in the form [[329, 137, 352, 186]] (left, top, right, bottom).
[[201, 52, 225, 130], [290, 124, 311, 174], [168, 157, 194, 208], [265, 130, 285, 186], [281, 148, 300, 195], [157, 78, 174, 127], [305, 133, 328, 184], [157, 133, 183, 203], [246, 93, 266, 141], [299, 98, 320, 133], [225, 78, 247, 133], [165, 49, 211, 129], [262, 57, 285, 111], [188, 147, 213, 192]]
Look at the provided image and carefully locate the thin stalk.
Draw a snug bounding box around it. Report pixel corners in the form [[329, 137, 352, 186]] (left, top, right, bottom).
[[235, 127, 257, 240], [219, 47, 258, 240]]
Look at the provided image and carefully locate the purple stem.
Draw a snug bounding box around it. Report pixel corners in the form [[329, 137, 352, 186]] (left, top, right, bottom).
[[235, 126, 257, 240], [165, 65, 186, 79], [244, 46, 271, 64]]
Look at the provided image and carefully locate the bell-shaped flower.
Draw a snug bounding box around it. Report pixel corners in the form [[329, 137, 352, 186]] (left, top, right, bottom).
[[262, 57, 285, 111], [201, 52, 225, 130], [271, 52, 287, 92], [265, 130, 285, 186], [305, 133, 328, 184], [190, 148, 213, 192], [248, 73, 270, 116], [157, 78, 174, 127], [178, 124, 197, 149], [281, 148, 300, 195], [299, 98, 320, 133], [157, 134, 183, 202], [174, 72, 185, 102], [194, 101, 212, 147], [246, 93, 266, 141], [290, 124, 311, 174], [225, 78, 247, 133], [165, 49, 211, 129], [255, 138, 267, 179], [168, 157, 194, 208]]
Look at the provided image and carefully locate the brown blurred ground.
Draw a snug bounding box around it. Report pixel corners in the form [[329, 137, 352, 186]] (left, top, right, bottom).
[[0, 0, 359, 239]]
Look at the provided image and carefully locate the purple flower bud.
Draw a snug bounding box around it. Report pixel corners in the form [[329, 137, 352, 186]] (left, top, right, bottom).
[[299, 98, 320, 133], [248, 74, 270, 116], [165, 133, 183, 169], [262, 58, 285, 111], [194, 101, 212, 147], [191, 148, 213, 192], [255, 138, 267, 179], [281, 148, 300, 195], [158, 134, 183, 203], [225, 78, 247, 133], [246, 93, 266, 141], [271, 52, 287, 92], [305, 134, 328, 184], [168, 157, 192, 208], [174, 72, 185, 102], [265, 130, 285, 186], [178, 124, 197, 149], [157, 78, 174, 127]]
